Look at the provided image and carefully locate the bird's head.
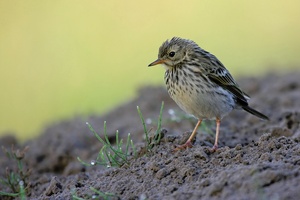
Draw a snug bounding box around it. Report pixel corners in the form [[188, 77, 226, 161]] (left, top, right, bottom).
[[148, 37, 196, 70]]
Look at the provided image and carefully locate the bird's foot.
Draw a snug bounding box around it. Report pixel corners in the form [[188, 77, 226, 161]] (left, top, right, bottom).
[[210, 144, 218, 152], [173, 140, 193, 152]]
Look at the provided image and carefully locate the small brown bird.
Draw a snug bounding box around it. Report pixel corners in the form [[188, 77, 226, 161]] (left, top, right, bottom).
[[148, 37, 269, 151]]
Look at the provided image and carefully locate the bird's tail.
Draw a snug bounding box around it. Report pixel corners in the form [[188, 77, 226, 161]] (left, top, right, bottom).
[[242, 106, 269, 120]]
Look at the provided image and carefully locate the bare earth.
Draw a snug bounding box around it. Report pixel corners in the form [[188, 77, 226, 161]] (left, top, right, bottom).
[[0, 72, 300, 199]]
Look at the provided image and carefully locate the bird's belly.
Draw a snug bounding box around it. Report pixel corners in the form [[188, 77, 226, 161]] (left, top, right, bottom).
[[168, 85, 235, 120]]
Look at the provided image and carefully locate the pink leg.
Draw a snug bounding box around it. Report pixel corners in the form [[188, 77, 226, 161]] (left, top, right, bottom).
[[212, 118, 221, 151], [173, 119, 202, 151]]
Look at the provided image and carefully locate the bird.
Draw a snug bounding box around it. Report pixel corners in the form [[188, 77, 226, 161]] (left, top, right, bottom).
[[148, 37, 269, 151]]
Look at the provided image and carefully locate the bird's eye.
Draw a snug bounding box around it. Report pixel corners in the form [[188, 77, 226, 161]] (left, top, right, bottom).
[[168, 51, 175, 57]]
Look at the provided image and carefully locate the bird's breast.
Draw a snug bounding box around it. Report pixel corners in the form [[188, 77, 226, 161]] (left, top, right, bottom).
[[164, 68, 235, 120]]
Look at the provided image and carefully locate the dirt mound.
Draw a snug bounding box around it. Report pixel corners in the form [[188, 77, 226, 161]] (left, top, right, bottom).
[[0, 72, 299, 199]]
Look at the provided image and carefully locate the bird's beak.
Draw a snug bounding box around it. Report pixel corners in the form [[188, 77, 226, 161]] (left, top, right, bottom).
[[148, 59, 165, 67]]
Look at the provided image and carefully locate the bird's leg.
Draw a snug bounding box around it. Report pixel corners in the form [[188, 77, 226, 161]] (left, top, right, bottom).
[[212, 118, 221, 151], [174, 119, 202, 151]]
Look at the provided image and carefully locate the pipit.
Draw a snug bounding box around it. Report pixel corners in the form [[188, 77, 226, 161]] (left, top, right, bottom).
[[148, 37, 269, 151]]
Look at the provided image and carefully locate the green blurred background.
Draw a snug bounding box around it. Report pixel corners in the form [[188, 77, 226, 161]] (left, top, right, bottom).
[[0, 0, 299, 141]]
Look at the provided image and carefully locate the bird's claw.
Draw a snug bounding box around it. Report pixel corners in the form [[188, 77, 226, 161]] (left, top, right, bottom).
[[172, 140, 193, 152], [210, 144, 218, 152]]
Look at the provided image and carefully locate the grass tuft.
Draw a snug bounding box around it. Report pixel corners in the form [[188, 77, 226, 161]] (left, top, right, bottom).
[[77, 121, 136, 168], [78, 101, 165, 169], [0, 146, 30, 199]]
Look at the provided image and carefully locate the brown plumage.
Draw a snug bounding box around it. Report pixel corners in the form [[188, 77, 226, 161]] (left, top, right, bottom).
[[149, 37, 269, 151]]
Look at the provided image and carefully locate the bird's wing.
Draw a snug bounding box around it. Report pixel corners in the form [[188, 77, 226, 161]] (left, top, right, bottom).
[[206, 67, 250, 106]]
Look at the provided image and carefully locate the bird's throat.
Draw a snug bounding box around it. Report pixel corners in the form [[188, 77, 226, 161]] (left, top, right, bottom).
[[162, 63, 173, 71]]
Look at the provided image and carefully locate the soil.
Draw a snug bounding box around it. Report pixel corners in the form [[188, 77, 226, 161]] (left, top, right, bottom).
[[0, 72, 300, 200]]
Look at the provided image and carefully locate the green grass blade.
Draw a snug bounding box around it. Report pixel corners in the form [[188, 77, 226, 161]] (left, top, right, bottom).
[[103, 121, 112, 146], [125, 133, 131, 156], [86, 122, 106, 145], [130, 139, 136, 158], [90, 187, 116, 200], [137, 106, 149, 144], [154, 101, 164, 144], [72, 195, 85, 200], [19, 181, 26, 200], [77, 157, 92, 167], [0, 177, 9, 186], [116, 130, 120, 149], [0, 191, 19, 197]]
